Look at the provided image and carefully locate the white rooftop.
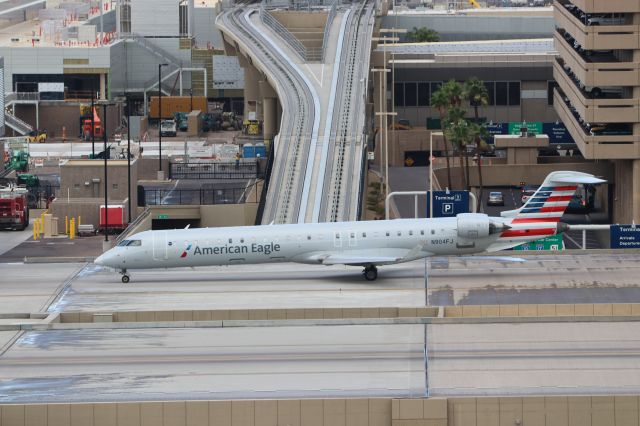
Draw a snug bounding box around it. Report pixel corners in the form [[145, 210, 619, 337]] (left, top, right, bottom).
[[378, 38, 555, 55]]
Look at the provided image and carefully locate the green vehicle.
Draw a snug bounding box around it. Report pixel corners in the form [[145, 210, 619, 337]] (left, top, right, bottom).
[[173, 112, 189, 132], [7, 151, 28, 172]]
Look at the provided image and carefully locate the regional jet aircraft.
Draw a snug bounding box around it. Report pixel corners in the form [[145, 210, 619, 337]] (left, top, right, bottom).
[[95, 171, 605, 283]]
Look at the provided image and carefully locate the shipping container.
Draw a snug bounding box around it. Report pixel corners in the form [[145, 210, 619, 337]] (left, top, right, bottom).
[[99, 204, 127, 231], [149, 96, 208, 119]]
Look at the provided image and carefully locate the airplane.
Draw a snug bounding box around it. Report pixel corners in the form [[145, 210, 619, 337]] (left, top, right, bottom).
[[95, 171, 605, 283]]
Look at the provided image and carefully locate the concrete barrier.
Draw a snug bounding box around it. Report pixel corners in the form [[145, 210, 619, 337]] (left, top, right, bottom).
[[3, 395, 640, 426]]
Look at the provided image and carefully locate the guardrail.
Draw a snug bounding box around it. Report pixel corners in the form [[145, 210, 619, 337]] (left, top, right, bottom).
[[169, 161, 264, 180], [321, 0, 337, 61], [259, 4, 315, 61], [141, 185, 258, 206]]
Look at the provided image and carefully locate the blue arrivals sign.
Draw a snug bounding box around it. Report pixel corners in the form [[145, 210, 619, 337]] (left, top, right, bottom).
[[610, 225, 640, 249], [542, 122, 575, 144], [426, 191, 470, 218]]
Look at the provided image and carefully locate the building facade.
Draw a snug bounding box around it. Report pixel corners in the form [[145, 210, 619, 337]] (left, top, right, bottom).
[[553, 0, 640, 223]]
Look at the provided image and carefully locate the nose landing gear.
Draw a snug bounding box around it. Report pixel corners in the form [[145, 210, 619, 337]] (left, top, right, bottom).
[[120, 269, 130, 283], [363, 264, 378, 281]]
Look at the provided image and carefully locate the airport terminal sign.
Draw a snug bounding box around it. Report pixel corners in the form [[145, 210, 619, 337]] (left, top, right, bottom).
[[513, 233, 564, 251], [426, 191, 469, 218], [610, 225, 640, 249]]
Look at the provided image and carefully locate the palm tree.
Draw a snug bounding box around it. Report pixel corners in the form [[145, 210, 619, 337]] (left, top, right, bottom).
[[443, 80, 464, 108], [464, 78, 489, 211], [446, 106, 467, 189], [430, 89, 453, 189], [445, 119, 469, 188], [407, 27, 440, 43]]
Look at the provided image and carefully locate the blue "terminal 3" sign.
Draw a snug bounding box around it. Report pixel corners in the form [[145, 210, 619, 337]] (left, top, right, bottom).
[[426, 191, 469, 218], [610, 225, 640, 249]]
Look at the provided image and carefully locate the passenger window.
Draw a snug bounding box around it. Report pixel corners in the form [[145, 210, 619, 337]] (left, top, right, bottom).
[[386, 231, 390, 237], [350, 232, 355, 238], [127, 240, 141, 246], [229, 238, 233, 244], [307, 235, 311, 240], [431, 230, 435, 235], [240, 238, 244, 243], [362, 232, 366, 238], [409, 230, 413, 236], [420, 230, 424, 236], [397, 231, 401, 236]]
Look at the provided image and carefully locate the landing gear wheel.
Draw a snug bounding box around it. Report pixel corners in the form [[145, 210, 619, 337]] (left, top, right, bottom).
[[121, 275, 130, 284], [363, 265, 378, 281]]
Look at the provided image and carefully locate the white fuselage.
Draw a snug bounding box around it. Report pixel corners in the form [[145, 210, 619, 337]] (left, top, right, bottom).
[[95, 216, 536, 271]]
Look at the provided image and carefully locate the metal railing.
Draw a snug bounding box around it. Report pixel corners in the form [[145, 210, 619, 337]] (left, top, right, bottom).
[[5, 92, 40, 104], [169, 161, 264, 180], [321, 0, 337, 61], [116, 207, 151, 244], [141, 186, 259, 206], [259, 5, 319, 61], [255, 142, 274, 224], [4, 110, 34, 135]]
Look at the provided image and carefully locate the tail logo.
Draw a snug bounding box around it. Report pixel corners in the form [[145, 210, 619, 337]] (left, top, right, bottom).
[[180, 244, 192, 258]]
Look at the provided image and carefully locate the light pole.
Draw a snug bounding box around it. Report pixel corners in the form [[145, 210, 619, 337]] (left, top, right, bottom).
[[429, 131, 443, 219], [126, 94, 132, 223], [97, 100, 115, 243], [371, 68, 389, 194], [372, 36, 398, 209], [158, 63, 168, 175], [91, 81, 96, 157]]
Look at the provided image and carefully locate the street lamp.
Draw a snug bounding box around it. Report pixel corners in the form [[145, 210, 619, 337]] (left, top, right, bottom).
[[371, 67, 390, 196], [158, 63, 168, 175], [429, 131, 443, 219]]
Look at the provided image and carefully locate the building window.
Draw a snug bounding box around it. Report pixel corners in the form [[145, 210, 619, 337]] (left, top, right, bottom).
[[484, 82, 495, 106], [120, 3, 131, 34], [508, 82, 521, 106], [394, 82, 404, 107], [404, 82, 417, 107], [112, 183, 118, 190], [495, 82, 508, 106], [179, 0, 189, 36], [418, 83, 429, 107]]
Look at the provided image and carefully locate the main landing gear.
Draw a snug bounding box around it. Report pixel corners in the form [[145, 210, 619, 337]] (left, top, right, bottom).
[[120, 269, 130, 284], [363, 264, 378, 281]]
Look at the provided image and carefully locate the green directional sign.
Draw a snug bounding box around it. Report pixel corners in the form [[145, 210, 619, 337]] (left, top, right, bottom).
[[513, 233, 564, 251], [157, 214, 169, 219], [508, 121, 543, 135]]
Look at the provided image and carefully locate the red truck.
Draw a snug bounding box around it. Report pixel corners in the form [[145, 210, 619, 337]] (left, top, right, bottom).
[[0, 187, 29, 230]]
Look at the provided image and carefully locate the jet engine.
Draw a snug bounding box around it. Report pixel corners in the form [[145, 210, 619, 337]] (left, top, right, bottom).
[[457, 213, 512, 239], [457, 213, 491, 239]]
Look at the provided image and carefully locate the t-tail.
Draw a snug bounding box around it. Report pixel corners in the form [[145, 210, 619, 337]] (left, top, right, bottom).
[[499, 171, 606, 241]]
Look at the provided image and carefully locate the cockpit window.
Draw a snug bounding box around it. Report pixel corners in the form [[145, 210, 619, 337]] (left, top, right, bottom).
[[126, 240, 142, 246], [117, 240, 129, 247]]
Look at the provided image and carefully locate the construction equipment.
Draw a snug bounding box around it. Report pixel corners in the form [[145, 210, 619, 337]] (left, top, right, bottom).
[[81, 107, 104, 140], [149, 96, 208, 119], [26, 129, 47, 143], [7, 151, 28, 172], [173, 112, 189, 132], [0, 185, 29, 230], [469, 0, 481, 7]]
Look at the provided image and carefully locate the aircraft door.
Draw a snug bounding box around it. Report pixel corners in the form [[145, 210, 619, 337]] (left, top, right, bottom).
[[348, 230, 357, 247], [333, 231, 342, 248], [153, 231, 168, 261]]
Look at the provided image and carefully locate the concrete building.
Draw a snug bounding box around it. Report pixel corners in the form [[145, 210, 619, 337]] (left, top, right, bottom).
[[553, 0, 640, 223]]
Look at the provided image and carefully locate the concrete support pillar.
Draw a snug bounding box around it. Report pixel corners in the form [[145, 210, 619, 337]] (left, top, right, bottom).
[[634, 159, 640, 224], [263, 97, 277, 142], [99, 73, 106, 100], [243, 64, 261, 120]]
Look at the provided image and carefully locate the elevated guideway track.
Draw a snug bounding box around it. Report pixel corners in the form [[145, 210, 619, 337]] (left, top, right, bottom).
[[218, 0, 375, 224]]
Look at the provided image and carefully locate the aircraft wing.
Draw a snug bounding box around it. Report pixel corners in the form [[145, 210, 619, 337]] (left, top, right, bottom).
[[320, 255, 402, 266]]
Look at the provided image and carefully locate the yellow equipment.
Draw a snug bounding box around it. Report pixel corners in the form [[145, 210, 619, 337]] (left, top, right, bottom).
[[469, 0, 481, 8], [27, 129, 47, 143]]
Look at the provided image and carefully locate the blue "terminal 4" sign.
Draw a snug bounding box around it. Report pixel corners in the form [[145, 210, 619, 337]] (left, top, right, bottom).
[[610, 225, 640, 249], [426, 191, 469, 218]]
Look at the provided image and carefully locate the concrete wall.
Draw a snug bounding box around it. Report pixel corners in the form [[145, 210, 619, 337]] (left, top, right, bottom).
[[612, 159, 640, 224], [14, 103, 119, 139], [200, 203, 258, 227], [193, 6, 223, 48], [59, 159, 138, 204], [380, 14, 554, 41], [4, 396, 640, 426]]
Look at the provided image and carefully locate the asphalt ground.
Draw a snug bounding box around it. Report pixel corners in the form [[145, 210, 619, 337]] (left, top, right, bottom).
[[0, 235, 104, 262]]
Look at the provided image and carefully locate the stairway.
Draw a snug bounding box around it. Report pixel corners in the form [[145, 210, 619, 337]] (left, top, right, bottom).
[[5, 109, 33, 135]]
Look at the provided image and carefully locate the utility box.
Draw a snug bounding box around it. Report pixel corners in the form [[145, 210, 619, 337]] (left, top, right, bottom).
[[187, 110, 202, 137], [100, 204, 126, 231]]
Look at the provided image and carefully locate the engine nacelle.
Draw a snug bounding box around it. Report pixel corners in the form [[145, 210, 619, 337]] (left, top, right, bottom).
[[457, 213, 491, 239]]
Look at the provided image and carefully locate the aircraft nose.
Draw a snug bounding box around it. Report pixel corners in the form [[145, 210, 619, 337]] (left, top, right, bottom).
[[94, 251, 114, 267]]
